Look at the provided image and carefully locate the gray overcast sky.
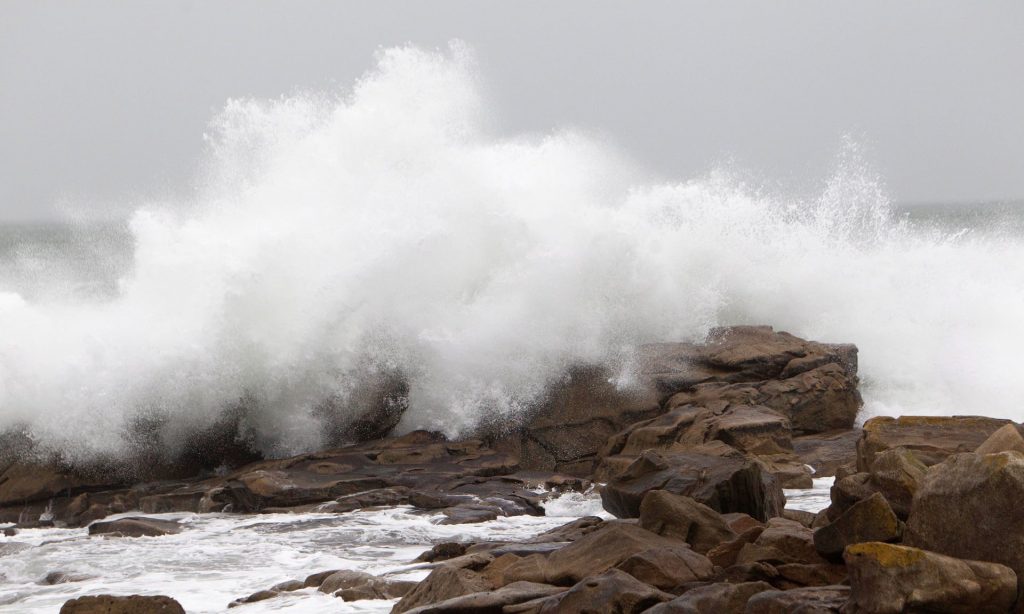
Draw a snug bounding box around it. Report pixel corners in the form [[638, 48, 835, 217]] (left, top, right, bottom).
[[1, 1, 1022, 221]]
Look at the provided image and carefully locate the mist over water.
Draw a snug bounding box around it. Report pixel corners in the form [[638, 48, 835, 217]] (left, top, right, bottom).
[[1, 44, 1023, 462]]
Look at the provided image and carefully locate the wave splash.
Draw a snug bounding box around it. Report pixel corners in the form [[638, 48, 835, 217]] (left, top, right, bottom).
[[2, 43, 1022, 461]]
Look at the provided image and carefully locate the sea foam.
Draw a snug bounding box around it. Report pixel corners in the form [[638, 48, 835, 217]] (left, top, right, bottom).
[[1, 43, 1022, 461]]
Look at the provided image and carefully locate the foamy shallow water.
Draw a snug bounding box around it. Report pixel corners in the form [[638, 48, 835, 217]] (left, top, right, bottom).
[[0, 485, 829, 613]]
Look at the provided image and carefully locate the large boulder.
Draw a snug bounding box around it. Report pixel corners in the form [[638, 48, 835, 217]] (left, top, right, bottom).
[[813, 493, 901, 560], [59, 595, 185, 614], [638, 490, 736, 553], [844, 542, 1017, 614], [905, 450, 1024, 575], [600, 448, 784, 521], [857, 416, 1012, 471]]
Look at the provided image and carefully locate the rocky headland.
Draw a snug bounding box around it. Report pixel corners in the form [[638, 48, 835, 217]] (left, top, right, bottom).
[[3, 325, 1022, 613]]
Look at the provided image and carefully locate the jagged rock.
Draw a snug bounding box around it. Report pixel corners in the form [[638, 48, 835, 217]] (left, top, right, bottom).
[[864, 448, 926, 519], [88, 517, 181, 537], [707, 525, 764, 567], [614, 545, 715, 591], [493, 366, 662, 476], [975, 423, 1024, 455], [391, 565, 491, 614], [601, 448, 784, 521], [813, 493, 901, 560], [506, 569, 672, 613], [495, 522, 687, 586], [744, 585, 849, 613], [857, 416, 1011, 471], [600, 404, 813, 487], [794, 430, 860, 477], [59, 594, 185, 614], [402, 582, 565, 613], [644, 581, 773, 613], [638, 490, 736, 553], [844, 542, 1017, 614], [905, 450, 1024, 575], [736, 517, 827, 566]]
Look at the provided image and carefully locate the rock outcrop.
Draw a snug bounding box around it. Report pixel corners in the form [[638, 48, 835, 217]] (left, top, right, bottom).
[[844, 542, 1017, 614]]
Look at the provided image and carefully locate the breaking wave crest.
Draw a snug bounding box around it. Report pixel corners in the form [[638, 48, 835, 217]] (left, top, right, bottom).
[[2, 43, 1023, 463]]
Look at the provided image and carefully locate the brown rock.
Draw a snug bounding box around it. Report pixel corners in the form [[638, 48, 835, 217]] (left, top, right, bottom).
[[497, 522, 686, 586], [510, 569, 672, 613], [614, 545, 715, 591], [844, 541, 1017, 614], [601, 403, 813, 488], [774, 563, 848, 589], [905, 450, 1024, 576], [497, 366, 662, 476], [857, 415, 1011, 471], [645, 581, 773, 613], [813, 493, 901, 560], [401, 582, 565, 613], [707, 526, 764, 567], [601, 448, 784, 521], [736, 517, 826, 566], [744, 585, 849, 613], [975, 423, 1024, 455], [391, 565, 491, 614], [794, 430, 860, 477], [865, 447, 926, 519], [638, 490, 736, 553], [59, 594, 185, 614], [87, 517, 181, 538]]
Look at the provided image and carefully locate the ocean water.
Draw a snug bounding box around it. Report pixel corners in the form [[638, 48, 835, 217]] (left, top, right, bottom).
[[1, 42, 1015, 612], [0, 486, 829, 613]]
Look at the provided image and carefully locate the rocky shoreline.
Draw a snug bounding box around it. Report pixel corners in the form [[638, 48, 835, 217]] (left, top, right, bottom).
[[3, 325, 1022, 613]]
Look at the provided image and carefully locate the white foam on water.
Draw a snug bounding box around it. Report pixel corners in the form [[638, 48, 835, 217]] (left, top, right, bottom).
[[0, 490, 613, 613], [1, 42, 1022, 461]]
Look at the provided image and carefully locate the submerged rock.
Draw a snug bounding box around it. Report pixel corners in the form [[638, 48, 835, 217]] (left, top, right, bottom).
[[88, 517, 181, 538]]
